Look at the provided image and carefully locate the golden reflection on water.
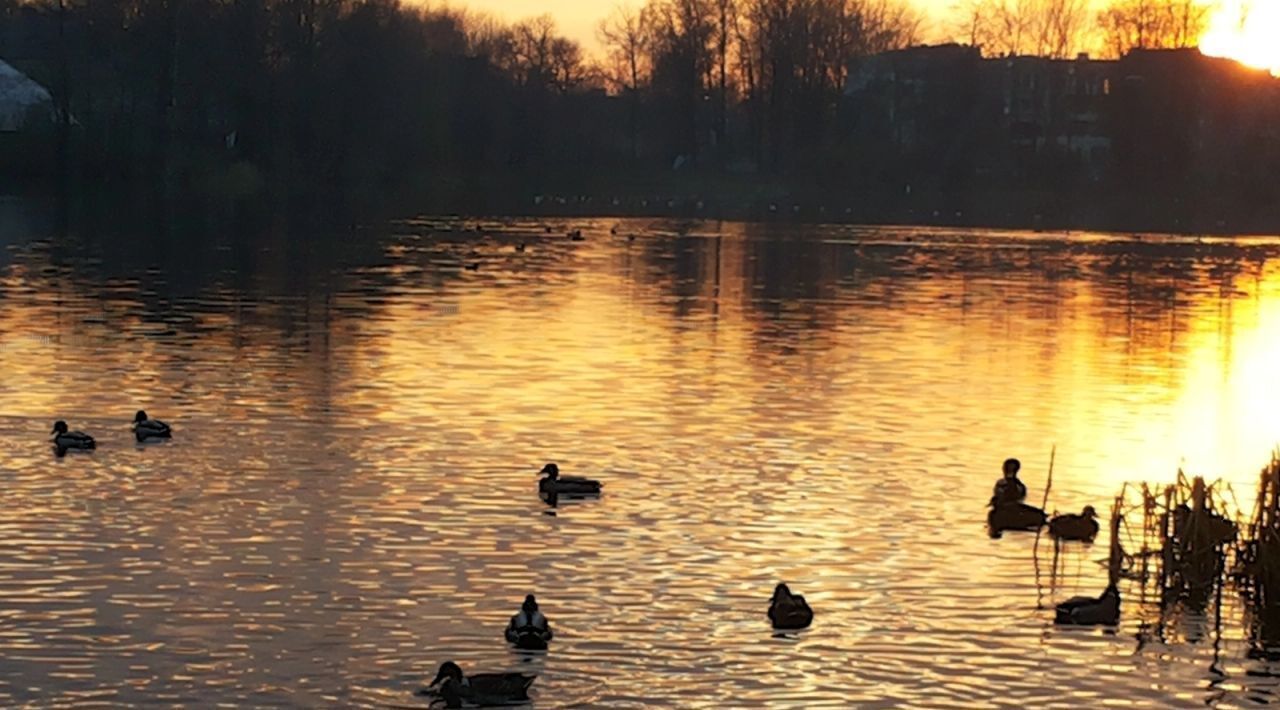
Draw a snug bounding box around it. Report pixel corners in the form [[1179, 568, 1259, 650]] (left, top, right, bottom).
[[0, 216, 1279, 706]]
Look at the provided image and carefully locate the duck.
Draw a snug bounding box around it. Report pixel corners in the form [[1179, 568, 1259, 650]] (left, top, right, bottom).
[[505, 594, 553, 650], [568, 230, 584, 241], [416, 661, 535, 708], [768, 582, 814, 630], [51, 421, 95, 452], [132, 410, 172, 442], [538, 463, 602, 496], [987, 498, 1047, 535], [1049, 506, 1099, 542], [1054, 583, 1120, 625], [991, 457, 1028, 504]]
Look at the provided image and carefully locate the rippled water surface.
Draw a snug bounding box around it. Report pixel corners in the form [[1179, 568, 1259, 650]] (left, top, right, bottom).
[[2, 209, 1280, 707]]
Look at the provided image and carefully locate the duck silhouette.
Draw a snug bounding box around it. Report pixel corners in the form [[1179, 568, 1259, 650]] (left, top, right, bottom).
[[1049, 506, 1099, 542], [416, 661, 535, 708], [538, 463, 602, 496], [132, 410, 172, 442], [505, 594, 553, 650], [987, 498, 1047, 536], [768, 583, 814, 630], [51, 421, 95, 454], [1055, 583, 1120, 626]]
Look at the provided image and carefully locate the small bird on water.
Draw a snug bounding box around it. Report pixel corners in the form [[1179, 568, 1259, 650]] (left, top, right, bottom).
[[769, 582, 814, 630], [51, 420, 95, 454], [132, 410, 172, 442], [505, 594, 553, 650], [987, 499, 1047, 536], [538, 463, 602, 496], [1048, 506, 1099, 542], [992, 458, 1027, 504], [417, 661, 536, 708], [1055, 583, 1120, 625]]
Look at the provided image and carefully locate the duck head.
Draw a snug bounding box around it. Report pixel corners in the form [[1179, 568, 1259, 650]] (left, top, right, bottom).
[[539, 463, 559, 480], [523, 594, 539, 613], [430, 661, 463, 687], [51, 420, 68, 435], [772, 583, 792, 602], [1002, 458, 1021, 479], [133, 410, 148, 424], [1083, 505, 1098, 519]]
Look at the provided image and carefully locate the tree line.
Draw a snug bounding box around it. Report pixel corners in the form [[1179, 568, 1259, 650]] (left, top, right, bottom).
[[957, 0, 1211, 59], [0, 0, 1235, 207]]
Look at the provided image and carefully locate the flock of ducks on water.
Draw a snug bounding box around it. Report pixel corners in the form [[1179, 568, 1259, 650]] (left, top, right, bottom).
[[417, 582, 814, 707], [421, 458, 1111, 707], [50, 411, 171, 455], [48, 428, 1116, 705], [987, 457, 1119, 626], [450, 224, 644, 272], [416, 463, 815, 707]]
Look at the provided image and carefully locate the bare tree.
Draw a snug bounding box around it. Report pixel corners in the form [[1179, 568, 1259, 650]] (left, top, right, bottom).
[[858, 0, 925, 56], [598, 4, 651, 94], [712, 0, 738, 151], [1097, 0, 1210, 58], [507, 15, 586, 93], [645, 0, 717, 162], [739, 0, 922, 170], [957, 0, 1089, 58]]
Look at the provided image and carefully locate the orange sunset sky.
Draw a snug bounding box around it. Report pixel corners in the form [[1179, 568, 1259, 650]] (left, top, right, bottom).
[[449, 0, 949, 52], [440, 0, 1280, 75]]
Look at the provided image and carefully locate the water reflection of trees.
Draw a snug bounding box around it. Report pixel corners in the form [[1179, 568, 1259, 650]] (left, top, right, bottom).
[[627, 226, 1280, 371]]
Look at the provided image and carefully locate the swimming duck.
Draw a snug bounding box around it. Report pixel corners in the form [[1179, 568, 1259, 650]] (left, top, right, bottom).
[[51, 421, 95, 452], [987, 499, 1047, 535], [992, 457, 1028, 504], [505, 594, 553, 650], [538, 463, 602, 496], [416, 661, 535, 708], [768, 582, 814, 630], [1054, 583, 1120, 625], [1049, 506, 1099, 542], [132, 410, 172, 442], [568, 230, 584, 241]]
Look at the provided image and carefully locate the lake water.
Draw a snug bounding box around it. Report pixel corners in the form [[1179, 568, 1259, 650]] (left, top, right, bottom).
[[1, 213, 1279, 707]]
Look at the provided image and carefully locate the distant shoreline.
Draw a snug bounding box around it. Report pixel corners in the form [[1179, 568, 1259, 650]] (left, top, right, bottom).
[[402, 187, 1280, 239], [21, 178, 1280, 239]]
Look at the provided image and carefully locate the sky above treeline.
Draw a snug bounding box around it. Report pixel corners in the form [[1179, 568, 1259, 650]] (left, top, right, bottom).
[[442, 0, 1277, 75], [450, 0, 957, 53]]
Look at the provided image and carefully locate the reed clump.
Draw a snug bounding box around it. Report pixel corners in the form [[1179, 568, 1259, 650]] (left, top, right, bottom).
[[1108, 473, 1238, 615], [1234, 452, 1280, 657]]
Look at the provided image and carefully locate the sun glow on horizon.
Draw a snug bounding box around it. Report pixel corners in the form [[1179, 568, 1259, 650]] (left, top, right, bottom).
[[1200, 0, 1280, 76]]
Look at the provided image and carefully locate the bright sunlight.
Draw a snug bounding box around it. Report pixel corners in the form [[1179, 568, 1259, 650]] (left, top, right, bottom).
[[1200, 0, 1280, 75]]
